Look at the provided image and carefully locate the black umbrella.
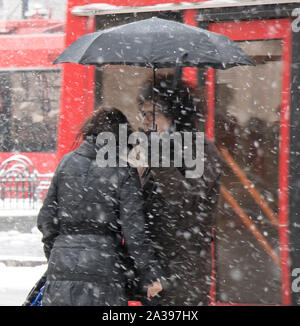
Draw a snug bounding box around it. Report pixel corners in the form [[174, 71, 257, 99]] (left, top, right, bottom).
[[54, 17, 254, 69], [54, 17, 255, 127]]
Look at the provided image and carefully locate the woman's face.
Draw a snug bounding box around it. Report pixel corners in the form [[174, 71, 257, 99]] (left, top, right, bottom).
[[139, 101, 172, 133]]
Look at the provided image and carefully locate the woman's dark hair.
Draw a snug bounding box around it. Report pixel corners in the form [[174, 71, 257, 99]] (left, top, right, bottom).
[[72, 107, 133, 150], [138, 73, 205, 132]]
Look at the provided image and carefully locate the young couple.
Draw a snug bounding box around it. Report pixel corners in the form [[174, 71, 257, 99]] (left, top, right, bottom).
[[37, 79, 222, 306]]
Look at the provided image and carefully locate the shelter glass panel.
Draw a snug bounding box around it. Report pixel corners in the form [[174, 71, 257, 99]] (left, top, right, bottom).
[[214, 39, 282, 304]]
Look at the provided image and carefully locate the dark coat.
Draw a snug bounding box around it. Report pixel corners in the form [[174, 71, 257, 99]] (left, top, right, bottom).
[[37, 138, 159, 306], [141, 137, 222, 306]]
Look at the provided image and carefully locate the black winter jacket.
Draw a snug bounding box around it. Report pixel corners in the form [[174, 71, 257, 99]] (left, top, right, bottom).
[[140, 137, 223, 306], [37, 137, 159, 306]]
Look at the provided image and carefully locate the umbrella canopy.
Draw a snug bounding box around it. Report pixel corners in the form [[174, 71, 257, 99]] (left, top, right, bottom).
[[54, 17, 255, 69]]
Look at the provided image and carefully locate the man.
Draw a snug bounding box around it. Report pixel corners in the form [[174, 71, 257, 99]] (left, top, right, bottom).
[[135, 76, 223, 306]]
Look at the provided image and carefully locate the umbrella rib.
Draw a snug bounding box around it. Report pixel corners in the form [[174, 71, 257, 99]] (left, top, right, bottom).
[[78, 32, 104, 65]]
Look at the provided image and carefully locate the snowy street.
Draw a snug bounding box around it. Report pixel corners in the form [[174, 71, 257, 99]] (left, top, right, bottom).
[[0, 264, 47, 306], [0, 228, 47, 306]]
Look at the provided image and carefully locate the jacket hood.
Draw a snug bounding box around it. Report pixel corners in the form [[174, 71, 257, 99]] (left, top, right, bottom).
[[74, 136, 98, 159]]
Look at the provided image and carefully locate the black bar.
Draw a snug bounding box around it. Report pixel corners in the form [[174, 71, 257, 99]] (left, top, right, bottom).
[[196, 3, 299, 23]]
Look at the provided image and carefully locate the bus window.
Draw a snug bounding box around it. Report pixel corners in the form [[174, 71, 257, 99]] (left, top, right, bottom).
[[0, 70, 61, 152]]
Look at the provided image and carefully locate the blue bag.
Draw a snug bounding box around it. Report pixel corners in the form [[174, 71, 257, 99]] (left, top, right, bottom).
[[23, 272, 47, 306], [30, 285, 44, 306]]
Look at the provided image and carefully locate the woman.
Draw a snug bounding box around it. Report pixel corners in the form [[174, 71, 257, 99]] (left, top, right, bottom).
[[136, 76, 223, 306], [37, 107, 162, 306]]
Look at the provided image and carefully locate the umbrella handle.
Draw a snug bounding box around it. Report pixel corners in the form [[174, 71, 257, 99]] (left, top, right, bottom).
[[172, 65, 182, 90], [152, 68, 157, 131], [151, 51, 187, 131], [172, 52, 188, 90]]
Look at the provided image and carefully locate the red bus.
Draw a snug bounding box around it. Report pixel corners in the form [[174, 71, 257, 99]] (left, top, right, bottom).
[[2, 0, 300, 306], [0, 14, 65, 209], [0, 16, 64, 174]]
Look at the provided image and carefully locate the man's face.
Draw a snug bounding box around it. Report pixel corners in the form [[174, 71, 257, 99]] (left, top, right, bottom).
[[139, 101, 172, 133]]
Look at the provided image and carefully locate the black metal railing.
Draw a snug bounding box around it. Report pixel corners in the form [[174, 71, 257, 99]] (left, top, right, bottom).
[[0, 155, 53, 210]]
